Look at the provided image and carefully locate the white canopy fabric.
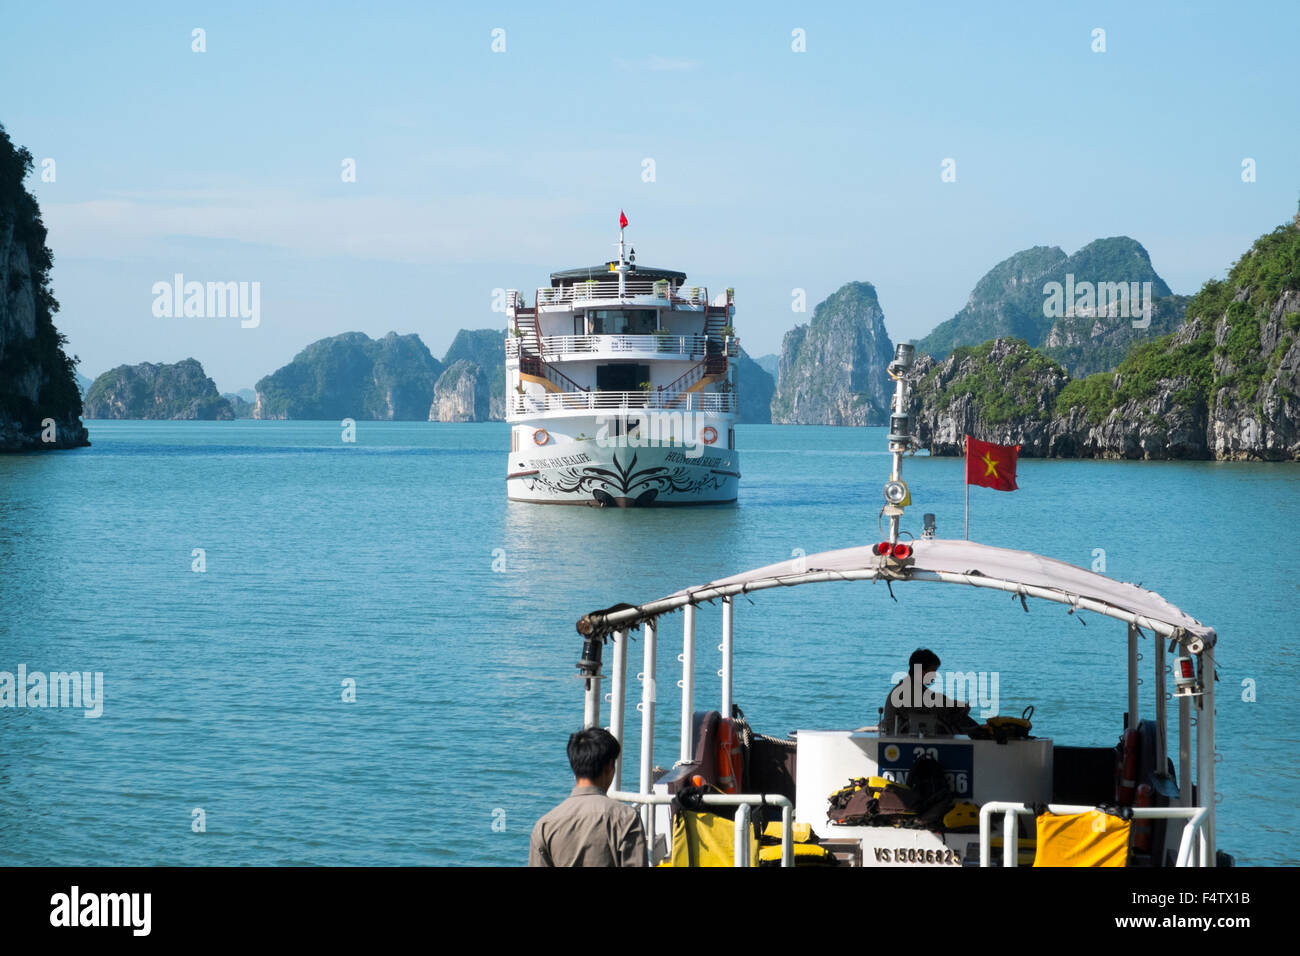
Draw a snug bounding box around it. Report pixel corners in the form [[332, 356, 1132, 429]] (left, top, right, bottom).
[[664, 538, 1216, 646]]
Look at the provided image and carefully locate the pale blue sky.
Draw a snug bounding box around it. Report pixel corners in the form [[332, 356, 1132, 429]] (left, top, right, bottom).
[[3, 1, 1297, 391]]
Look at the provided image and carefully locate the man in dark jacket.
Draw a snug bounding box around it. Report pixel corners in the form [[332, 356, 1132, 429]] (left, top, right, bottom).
[[881, 648, 977, 736]]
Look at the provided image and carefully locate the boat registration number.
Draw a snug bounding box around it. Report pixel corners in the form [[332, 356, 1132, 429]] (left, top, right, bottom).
[[877, 742, 974, 797], [871, 846, 962, 866]]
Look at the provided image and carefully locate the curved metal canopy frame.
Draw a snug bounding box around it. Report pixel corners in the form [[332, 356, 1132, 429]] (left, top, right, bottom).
[[576, 538, 1217, 650]]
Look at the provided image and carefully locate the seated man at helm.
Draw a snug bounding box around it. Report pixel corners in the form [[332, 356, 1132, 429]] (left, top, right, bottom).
[[881, 648, 978, 736]]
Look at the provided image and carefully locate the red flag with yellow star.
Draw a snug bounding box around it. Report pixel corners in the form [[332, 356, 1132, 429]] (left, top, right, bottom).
[[965, 436, 1019, 491]]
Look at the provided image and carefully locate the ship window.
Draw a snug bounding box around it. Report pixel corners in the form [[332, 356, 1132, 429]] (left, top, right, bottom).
[[596, 364, 649, 392], [589, 309, 657, 334], [728, 428, 735, 450]]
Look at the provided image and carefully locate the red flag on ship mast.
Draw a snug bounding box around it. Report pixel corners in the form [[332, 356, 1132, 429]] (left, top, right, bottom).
[[619, 210, 628, 229], [963, 435, 1020, 539]]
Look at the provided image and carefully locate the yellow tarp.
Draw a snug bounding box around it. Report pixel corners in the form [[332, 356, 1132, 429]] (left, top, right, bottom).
[[1033, 812, 1131, 867], [762, 820, 813, 843], [668, 810, 760, 868], [757, 842, 835, 864]]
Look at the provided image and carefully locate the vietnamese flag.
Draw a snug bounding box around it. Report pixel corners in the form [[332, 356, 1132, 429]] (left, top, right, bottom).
[[965, 435, 1020, 491], [619, 210, 629, 229]]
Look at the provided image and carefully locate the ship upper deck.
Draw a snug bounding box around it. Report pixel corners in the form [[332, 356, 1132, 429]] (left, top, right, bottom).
[[529, 277, 714, 311]]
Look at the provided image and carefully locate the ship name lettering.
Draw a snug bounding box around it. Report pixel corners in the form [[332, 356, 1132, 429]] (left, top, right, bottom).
[[530, 454, 592, 468]]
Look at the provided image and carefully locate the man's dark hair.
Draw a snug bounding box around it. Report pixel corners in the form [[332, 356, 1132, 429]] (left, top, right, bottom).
[[567, 727, 621, 779], [909, 648, 941, 672]]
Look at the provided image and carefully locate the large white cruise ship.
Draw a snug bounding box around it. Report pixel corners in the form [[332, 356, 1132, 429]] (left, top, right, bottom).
[[505, 215, 739, 506]]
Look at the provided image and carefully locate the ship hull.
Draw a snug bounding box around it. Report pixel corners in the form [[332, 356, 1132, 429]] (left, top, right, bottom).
[[507, 440, 739, 507]]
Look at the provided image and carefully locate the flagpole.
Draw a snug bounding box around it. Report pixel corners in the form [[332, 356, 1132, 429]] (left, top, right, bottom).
[[964, 434, 969, 540]]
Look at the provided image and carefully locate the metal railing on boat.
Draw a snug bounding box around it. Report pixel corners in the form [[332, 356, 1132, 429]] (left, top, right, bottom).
[[535, 280, 709, 305], [509, 390, 736, 414], [608, 790, 795, 868], [506, 334, 736, 360], [977, 802, 1211, 867]]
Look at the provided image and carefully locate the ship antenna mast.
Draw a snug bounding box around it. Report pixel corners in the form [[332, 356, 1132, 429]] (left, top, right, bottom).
[[882, 343, 917, 544]]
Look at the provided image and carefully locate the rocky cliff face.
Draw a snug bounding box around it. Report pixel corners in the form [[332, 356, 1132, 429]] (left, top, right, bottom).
[[770, 281, 895, 425], [441, 328, 505, 419], [222, 392, 255, 418], [1042, 293, 1188, 377], [0, 125, 88, 451], [912, 214, 1300, 460], [915, 237, 1173, 369], [254, 331, 443, 420], [1208, 287, 1300, 460], [85, 359, 234, 419], [735, 347, 774, 424], [429, 359, 489, 422], [912, 339, 1068, 455]]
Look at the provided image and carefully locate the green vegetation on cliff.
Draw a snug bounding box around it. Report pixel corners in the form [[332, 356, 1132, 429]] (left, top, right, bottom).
[[0, 123, 86, 448], [441, 328, 505, 417], [770, 281, 894, 425], [918, 339, 1064, 425], [915, 237, 1173, 371], [84, 358, 233, 419], [1058, 215, 1300, 425], [255, 331, 443, 420]]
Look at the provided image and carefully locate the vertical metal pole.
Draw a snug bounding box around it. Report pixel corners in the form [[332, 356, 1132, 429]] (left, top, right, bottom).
[[1178, 694, 1192, 807], [1154, 632, 1167, 774], [720, 596, 734, 718], [964, 478, 969, 540], [1197, 647, 1216, 866], [680, 605, 696, 764], [781, 804, 794, 868], [734, 803, 751, 868], [583, 672, 602, 730], [1003, 809, 1017, 868], [639, 621, 657, 846], [608, 628, 628, 790], [964, 435, 970, 541], [1127, 624, 1139, 731]]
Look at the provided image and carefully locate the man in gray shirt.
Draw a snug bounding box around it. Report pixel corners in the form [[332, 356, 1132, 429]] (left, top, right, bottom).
[[529, 727, 648, 867]]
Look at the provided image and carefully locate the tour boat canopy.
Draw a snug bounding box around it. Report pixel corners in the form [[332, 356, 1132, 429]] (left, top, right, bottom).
[[549, 264, 687, 286], [576, 537, 1216, 648]]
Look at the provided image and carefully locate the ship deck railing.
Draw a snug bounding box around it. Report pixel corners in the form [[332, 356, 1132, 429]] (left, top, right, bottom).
[[533, 280, 709, 306], [608, 790, 795, 868], [978, 801, 1212, 867], [506, 334, 736, 360], [509, 390, 736, 415]]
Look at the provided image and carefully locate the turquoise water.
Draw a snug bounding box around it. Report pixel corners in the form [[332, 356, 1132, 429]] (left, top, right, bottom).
[[0, 421, 1296, 865]]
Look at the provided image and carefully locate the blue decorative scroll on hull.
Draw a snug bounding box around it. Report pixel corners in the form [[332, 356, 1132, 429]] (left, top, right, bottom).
[[507, 445, 739, 507]]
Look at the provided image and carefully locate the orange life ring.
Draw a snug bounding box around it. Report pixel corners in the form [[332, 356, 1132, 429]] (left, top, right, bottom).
[[533, 429, 549, 445], [716, 718, 743, 794], [702, 426, 718, 445], [1115, 727, 1140, 805]]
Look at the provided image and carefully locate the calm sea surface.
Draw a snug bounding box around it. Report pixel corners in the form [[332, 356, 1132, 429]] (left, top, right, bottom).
[[0, 421, 1296, 865]]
